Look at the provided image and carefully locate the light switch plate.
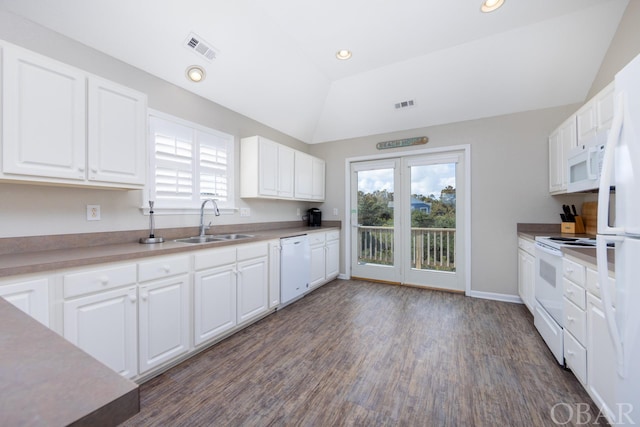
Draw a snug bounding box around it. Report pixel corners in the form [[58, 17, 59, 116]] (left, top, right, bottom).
[[87, 205, 101, 221], [240, 208, 250, 217]]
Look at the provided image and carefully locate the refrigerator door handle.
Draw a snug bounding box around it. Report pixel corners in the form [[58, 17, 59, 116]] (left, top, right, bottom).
[[597, 92, 625, 235], [597, 236, 625, 376]]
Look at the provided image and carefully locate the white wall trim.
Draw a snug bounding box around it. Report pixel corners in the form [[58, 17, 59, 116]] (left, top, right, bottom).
[[343, 144, 471, 295], [468, 290, 523, 304]]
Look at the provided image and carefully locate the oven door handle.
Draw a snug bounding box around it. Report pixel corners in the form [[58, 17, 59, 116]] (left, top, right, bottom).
[[535, 243, 562, 257]]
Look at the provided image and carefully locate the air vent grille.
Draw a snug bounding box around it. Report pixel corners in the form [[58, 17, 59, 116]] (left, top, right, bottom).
[[394, 99, 415, 110], [184, 32, 219, 62]]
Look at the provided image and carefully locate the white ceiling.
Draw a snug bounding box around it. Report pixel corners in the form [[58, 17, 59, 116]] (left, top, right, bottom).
[[0, 0, 629, 143]]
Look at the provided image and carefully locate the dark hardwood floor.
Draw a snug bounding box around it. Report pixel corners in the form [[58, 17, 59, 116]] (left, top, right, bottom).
[[121, 279, 606, 426]]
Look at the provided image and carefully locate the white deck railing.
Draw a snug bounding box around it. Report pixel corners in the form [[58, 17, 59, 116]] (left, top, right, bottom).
[[357, 226, 455, 271]]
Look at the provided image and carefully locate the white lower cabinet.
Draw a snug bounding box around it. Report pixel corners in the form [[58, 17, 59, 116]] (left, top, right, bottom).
[[194, 263, 237, 346], [193, 242, 269, 347], [517, 237, 535, 313], [64, 285, 138, 379], [268, 240, 281, 308], [309, 230, 340, 289], [62, 262, 138, 378], [138, 273, 189, 374], [0, 275, 50, 327], [137, 255, 190, 374]]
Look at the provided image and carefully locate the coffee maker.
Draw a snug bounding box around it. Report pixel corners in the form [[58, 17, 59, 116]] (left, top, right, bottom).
[[307, 208, 322, 227]]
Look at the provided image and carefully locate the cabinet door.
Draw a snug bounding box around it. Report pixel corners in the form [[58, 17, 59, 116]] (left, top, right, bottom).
[[596, 83, 615, 131], [0, 277, 50, 327], [548, 130, 563, 193], [194, 265, 237, 346], [311, 157, 325, 201], [586, 293, 617, 423], [294, 151, 313, 199], [2, 45, 86, 180], [278, 145, 295, 198], [139, 274, 189, 374], [326, 238, 340, 281], [237, 256, 268, 324], [517, 249, 535, 313], [309, 243, 326, 288], [87, 76, 147, 186], [258, 138, 279, 196], [64, 286, 138, 379], [576, 101, 597, 144], [269, 241, 281, 308]]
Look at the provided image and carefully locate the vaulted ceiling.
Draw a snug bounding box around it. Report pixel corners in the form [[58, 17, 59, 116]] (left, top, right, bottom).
[[0, 0, 629, 143]]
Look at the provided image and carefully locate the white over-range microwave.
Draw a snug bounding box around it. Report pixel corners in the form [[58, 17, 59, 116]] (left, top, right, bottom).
[[567, 131, 608, 193]]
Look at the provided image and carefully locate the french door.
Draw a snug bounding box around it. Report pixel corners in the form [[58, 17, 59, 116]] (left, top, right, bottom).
[[350, 150, 466, 292]]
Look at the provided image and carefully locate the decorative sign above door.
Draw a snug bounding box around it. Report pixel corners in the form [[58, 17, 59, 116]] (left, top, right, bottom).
[[376, 136, 428, 150]]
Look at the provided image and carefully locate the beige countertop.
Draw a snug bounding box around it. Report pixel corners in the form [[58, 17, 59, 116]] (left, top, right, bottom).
[[0, 224, 339, 278], [0, 298, 139, 426]]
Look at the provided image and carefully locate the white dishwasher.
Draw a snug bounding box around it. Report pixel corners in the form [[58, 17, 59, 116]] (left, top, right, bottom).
[[280, 235, 310, 306]]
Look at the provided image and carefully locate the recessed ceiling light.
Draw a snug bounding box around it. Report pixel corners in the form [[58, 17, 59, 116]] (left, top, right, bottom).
[[480, 0, 505, 13], [336, 49, 352, 60], [186, 65, 206, 82]]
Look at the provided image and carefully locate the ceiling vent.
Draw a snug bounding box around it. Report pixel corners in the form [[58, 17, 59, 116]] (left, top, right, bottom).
[[394, 99, 415, 110], [184, 32, 219, 62]]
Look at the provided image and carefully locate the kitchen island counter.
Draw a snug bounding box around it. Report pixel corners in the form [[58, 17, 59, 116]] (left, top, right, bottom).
[[0, 297, 139, 426]]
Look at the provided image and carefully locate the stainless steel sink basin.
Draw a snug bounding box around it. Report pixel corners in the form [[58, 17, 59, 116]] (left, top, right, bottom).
[[174, 234, 254, 244], [211, 234, 254, 240], [174, 236, 226, 244]]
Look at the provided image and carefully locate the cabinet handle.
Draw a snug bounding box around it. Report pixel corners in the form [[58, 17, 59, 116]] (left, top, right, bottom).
[[566, 267, 574, 274], [162, 265, 171, 274], [129, 293, 137, 303], [567, 316, 575, 322], [567, 289, 574, 295], [567, 350, 575, 356], [98, 275, 109, 285], [141, 288, 148, 301]]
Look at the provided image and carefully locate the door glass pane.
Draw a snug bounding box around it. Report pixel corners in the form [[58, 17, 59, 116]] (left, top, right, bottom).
[[409, 163, 456, 272], [356, 168, 394, 266]]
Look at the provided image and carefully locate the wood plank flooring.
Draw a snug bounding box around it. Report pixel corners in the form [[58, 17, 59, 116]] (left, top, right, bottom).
[[120, 279, 607, 426]]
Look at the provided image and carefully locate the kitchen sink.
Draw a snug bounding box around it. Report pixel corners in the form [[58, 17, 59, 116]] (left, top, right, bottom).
[[173, 234, 254, 244]]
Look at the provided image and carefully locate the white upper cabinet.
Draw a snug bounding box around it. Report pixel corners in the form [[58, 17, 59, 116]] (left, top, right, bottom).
[[241, 135, 324, 201], [2, 44, 87, 181], [1, 42, 146, 189], [575, 82, 615, 145], [549, 115, 576, 194], [87, 76, 147, 186], [240, 136, 294, 199], [294, 151, 325, 201]]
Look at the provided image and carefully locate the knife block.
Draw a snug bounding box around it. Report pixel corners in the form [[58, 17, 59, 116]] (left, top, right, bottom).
[[562, 217, 585, 234]]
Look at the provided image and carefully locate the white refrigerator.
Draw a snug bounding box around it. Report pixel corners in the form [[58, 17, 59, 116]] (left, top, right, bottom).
[[597, 52, 640, 425]]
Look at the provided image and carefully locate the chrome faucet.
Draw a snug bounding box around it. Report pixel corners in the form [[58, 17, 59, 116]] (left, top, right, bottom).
[[199, 199, 220, 237]]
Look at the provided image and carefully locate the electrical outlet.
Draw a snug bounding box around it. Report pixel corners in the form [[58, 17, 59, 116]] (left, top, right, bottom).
[[87, 205, 101, 221], [240, 208, 250, 217], [333, 208, 339, 216], [296, 208, 301, 216]]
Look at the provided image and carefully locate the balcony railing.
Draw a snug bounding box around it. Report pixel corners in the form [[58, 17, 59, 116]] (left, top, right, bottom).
[[357, 226, 455, 271]]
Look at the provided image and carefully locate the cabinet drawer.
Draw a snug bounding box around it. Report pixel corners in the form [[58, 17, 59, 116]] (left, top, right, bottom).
[[563, 258, 585, 286], [194, 247, 236, 271], [586, 267, 616, 307], [564, 278, 586, 310], [237, 242, 268, 261], [564, 329, 587, 385], [564, 297, 586, 344], [518, 237, 535, 254], [326, 230, 340, 242], [138, 255, 189, 282], [64, 264, 137, 298], [308, 232, 325, 246]]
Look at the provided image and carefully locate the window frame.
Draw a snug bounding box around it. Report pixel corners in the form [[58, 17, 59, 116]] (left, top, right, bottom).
[[145, 109, 236, 214]]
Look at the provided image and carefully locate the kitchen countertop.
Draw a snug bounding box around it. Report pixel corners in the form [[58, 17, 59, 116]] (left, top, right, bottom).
[[0, 224, 340, 278], [517, 223, 614, 272], [0, 298, 139, 426]]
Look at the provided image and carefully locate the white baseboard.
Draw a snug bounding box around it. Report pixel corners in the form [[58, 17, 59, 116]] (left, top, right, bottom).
[[467, 290, 523, 304]]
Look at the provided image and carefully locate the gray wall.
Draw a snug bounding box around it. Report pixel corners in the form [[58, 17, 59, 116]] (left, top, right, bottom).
[[0, 9, 312, 237], [310, 107, 588, 296]]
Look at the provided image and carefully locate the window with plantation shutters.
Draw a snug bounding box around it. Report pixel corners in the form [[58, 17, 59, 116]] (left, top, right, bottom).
[[148, 111, 234, 210]]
